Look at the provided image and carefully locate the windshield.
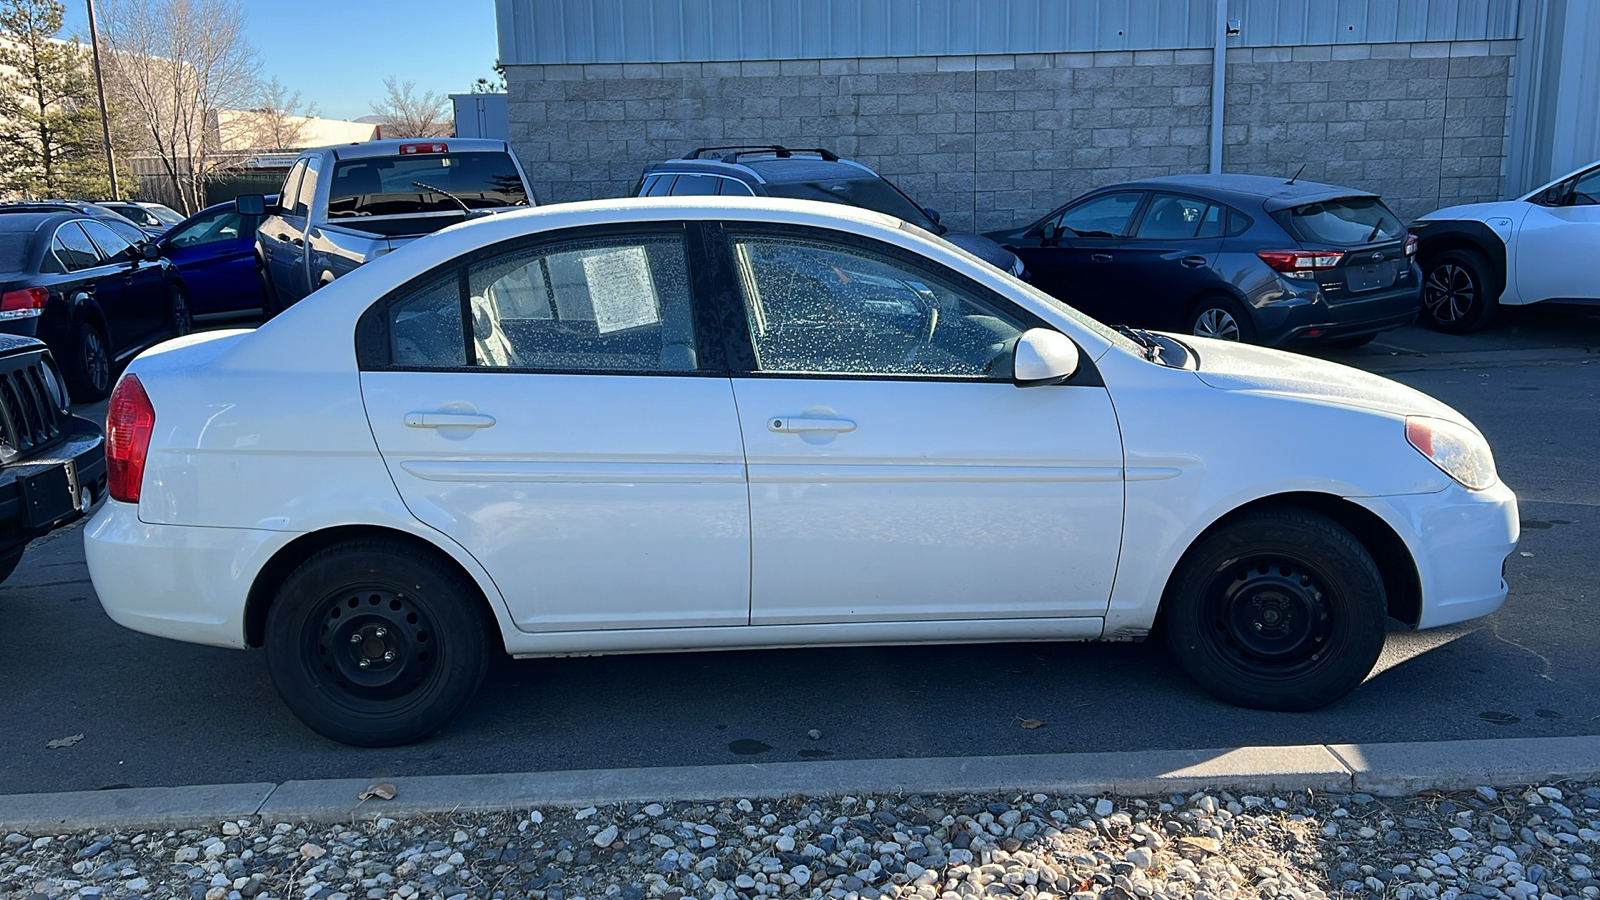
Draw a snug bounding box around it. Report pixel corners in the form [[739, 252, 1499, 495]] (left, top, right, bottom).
[[763, 176, 940, 231], [144, 204, 184, 225], [1281, 197, 1405, 245], [327, 151, 528, 219]]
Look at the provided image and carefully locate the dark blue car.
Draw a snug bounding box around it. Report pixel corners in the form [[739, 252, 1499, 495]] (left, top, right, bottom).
[[159, 199, 269, 317]]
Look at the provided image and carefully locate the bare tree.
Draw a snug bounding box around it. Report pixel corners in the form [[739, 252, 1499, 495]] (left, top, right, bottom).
[[96, 0, 259, 213], [239, 75, 318, 150], [370, 77, 449, 139]]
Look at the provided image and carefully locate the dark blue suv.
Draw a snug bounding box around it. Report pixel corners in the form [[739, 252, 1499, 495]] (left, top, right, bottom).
[[634, 146, 1027, 278], [986, 174, 1422, 347]]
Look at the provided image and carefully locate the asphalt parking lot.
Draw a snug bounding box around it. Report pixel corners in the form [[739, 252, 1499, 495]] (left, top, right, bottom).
[[1, 307, 1596, 797]]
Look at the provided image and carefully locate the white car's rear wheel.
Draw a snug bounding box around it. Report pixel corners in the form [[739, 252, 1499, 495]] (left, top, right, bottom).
[[1162, 508, 1387, 711], [265, 539, 490, 746]]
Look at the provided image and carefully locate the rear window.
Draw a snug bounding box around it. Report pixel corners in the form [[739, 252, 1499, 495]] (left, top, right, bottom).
[[327, 151, 528, 219], [762, 176, 939, 231], [1281, 197, 1404, 246]]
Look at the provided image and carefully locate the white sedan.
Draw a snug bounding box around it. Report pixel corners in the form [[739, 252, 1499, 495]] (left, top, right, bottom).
[[87, 198, 1518, 747]]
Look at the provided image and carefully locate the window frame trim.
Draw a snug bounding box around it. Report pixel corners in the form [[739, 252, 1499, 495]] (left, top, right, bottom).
[[705, 221, 1103, 387], [354, 221, 731, 377]]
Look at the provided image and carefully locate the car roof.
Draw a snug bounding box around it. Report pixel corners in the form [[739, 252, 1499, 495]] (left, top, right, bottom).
[[322, 138, 514, 161], [1102, 173, 1381, 212], [0, 210, 77, 232], [646, 148, 880, 186]]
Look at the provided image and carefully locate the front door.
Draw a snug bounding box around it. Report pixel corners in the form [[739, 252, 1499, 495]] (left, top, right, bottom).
[[262, 159, 307, 305], [1517, 166, 1600, 303], [717, 227, 1126, 626], [162, 208, 264, 312], [1010, 191, 1144, 324], [360, 226, 751, 633]]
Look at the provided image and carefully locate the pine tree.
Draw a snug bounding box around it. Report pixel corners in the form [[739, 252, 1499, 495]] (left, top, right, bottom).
[[0, 0, 121, 198]]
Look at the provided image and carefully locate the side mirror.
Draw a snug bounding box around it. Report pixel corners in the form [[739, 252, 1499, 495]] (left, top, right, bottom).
[[234, 193, 267, 216], [1012, 328, 1080, 387], [1040, 222, 1059, 244], [922, 206, 941, 224], [140, 242, 160, 261]]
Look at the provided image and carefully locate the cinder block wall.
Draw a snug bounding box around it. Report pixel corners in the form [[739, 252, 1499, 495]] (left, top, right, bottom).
[[504, 39, 1513, 234]]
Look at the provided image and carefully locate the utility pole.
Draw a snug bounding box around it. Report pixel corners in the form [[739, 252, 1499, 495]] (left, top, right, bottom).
[[85, 0, 118, 199]]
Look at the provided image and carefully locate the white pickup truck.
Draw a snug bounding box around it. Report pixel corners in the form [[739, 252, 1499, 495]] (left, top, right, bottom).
[[236, 138, 535, 314]]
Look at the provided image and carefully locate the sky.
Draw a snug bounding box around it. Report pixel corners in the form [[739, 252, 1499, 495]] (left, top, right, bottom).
[[58, 0, 502, 122]]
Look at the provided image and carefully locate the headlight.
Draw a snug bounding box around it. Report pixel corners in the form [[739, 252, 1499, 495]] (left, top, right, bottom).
[[1406, 416, 1498, 490]]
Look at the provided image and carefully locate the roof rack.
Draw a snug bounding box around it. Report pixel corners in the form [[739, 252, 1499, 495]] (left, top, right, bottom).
[[685, 145, 841, 163]]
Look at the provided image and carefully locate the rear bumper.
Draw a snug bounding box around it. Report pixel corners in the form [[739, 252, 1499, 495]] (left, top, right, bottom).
[[1254, 268, 1423, 345], [1354, 480, 1519, 630], [0, 417, 105, 558]]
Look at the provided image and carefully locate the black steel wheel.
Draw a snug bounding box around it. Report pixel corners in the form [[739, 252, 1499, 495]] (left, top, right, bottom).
[[1162, 507, 1387, 711], [265, 539, 491, 746], [171, 283, 193, 336], [1421, 248, 1497, 334], [259, 262, 283, 318], [66, 321, 111, 403]]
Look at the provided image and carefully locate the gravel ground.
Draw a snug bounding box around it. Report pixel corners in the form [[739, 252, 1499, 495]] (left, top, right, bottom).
[[4, 783, 1600, 900]]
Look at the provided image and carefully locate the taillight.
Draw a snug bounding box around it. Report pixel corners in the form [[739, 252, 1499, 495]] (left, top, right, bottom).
[[1404, 234, 1419, 257], [398, 142, 447, 154], [1257, 250, 1345, 279], [0, 287, 47, 312], [106, 375, 155, 504]]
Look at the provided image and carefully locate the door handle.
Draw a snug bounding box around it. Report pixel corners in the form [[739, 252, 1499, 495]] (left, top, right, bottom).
[[275, 234, 290, 242], [404, 412, 497, 429], [1180, 256, 1208, 268], [1091, 253, 1114, 262], [291, 237, 304, 248], [769, 416, 856, 434]]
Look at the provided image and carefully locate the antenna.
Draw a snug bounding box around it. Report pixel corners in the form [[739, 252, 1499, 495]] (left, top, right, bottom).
[[1286, 163, 1307, 185]]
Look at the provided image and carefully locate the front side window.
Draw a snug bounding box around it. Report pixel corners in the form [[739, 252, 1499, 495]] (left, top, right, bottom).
[[1048, 192, 1142, 238], [1570, 168, 1600, 206], [1134, 194, 1223, 240], [466, 235, 698, 372], [80, 219, 136, 263], [168, 210, 247, 247], [278, 160, 307, 215], [53, 223, 102, 271], [728, 234, 1024, 378]]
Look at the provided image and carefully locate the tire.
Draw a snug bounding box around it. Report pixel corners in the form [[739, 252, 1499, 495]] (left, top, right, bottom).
[[1185, 296, 1258, 344], [1161, 507, 1387, 711], [170, 283, 193, 336], [1421, 248, 1497, 334], [259, 262, 283, 318], [66, 321, 112, 403], [264, 539, 491, 746]]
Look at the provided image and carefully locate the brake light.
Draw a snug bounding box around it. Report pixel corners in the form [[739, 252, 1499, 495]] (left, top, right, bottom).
[[1404, 234, 1419, 257], [0, 287, 47, 312], [106, 375, 155, 504], [1257, 250, 1345, 279], [398, 142, 448, 155]]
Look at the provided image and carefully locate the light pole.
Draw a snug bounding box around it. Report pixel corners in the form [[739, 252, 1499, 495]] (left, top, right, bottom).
[[85, 0, 118, 200]]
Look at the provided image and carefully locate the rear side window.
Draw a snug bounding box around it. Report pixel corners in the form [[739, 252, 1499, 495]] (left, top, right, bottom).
[[278, 160, 307, 214], [642, 175, 673, 196], [80, 219, 137, 263], [52, 223, 101, 271], [328, 151, 529, 218], [1281, 197, 1404, 245], [292, 156, 322, 218], [1133, 194, 1223, 240], [667, 174, 720, 196]]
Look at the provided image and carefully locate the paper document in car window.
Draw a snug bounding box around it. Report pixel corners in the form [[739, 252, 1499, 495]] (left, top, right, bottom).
[[581, 247, 660, 333]]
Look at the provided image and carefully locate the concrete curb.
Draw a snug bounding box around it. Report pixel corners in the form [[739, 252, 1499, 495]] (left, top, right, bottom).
[[5, 735, 1600, 833]]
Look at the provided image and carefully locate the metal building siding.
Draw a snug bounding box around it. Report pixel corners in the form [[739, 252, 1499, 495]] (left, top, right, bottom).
[[496, 0, 1520, 65]]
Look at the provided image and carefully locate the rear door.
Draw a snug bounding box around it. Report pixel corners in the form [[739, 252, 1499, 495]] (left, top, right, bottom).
[[1108, 193, 1228, 329], [1516, 166, 1600, 302], [359, 224, 752, 633], [1008, 191, 1143, 324]]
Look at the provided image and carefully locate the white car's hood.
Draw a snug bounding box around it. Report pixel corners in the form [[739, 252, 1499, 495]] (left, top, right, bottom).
[[1187, 337, 1469, 426]]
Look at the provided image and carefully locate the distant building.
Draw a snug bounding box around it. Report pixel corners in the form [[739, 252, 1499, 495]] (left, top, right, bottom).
[[495, 0, 1600, 230], [213, 110, 380, 152]]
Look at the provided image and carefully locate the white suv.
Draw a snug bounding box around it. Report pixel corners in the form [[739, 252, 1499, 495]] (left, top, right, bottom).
[[1413, 160, 1600, 333]]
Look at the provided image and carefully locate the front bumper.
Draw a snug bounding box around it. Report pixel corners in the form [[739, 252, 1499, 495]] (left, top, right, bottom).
[[0, 416, 105, 557], [1354, 479, 1519, 630], [85, 499, 286, 649]]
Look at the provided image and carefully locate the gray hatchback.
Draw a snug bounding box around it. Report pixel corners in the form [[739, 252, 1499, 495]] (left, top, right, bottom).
[[985, 174, 1422, 348]]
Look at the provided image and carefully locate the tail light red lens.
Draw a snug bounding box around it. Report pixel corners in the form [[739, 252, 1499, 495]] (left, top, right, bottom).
[[398, 142, 448, 154], [106, 375, 155, 504], [0, 287, 47, 312], [1404, 234, 1419, 257], [1257, 250, 1346, 277]]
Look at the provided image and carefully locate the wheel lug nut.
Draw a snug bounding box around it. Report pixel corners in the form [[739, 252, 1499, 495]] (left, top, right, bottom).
[[1252, 622, 1263, 632], [375, 627, 388, 638], [383, 650, 396, 662], [350, 634, 362, 644], [359, 658, 370, 668]]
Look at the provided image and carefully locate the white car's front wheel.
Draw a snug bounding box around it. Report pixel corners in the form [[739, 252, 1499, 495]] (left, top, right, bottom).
[[1162, 507, 1388, 711], [265, 539, 490, 746]]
